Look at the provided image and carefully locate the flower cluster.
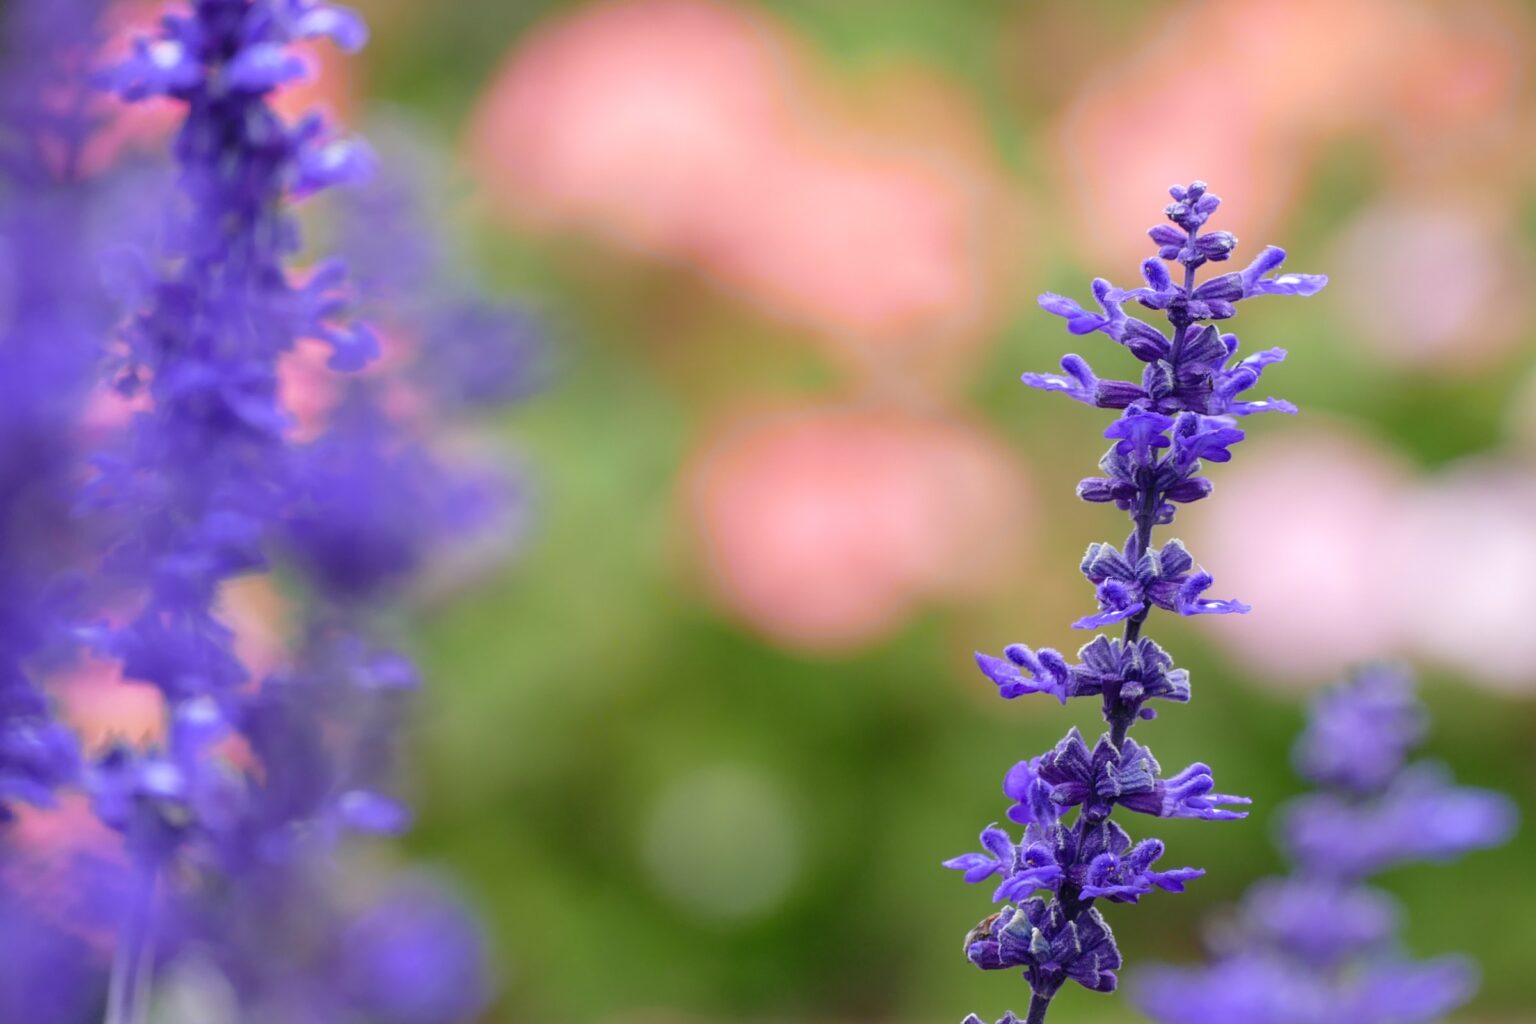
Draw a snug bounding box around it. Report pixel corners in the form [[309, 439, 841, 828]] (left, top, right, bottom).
[[1133, 666, 1516, 1024], [0, 2, 537, 1021], [0, 0, 109, 829], [947, 182, 1325, 1024]]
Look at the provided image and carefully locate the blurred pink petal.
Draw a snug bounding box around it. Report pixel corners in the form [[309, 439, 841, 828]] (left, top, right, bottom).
[[1330, 199, 1530, 370], [1051, 0, 1530, 269], [465, 0, 1001, 365], [55, 656, 165, 751], [684, 405, 1030, 652], [1391, 462, 1536, 692], [4, 796, 124, 950], [711, 140, 988, 343], [1187, 426, 1408, 685], [466, 0, 788, 254]]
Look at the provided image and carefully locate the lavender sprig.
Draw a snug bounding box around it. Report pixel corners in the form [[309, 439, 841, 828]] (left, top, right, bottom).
[[78, 3, 516, 1020], [87, 4, 377, 1020], [947, 181, 1325, 1024], [1133, 666, 1517, 1024], [0, 0, 108, 828]]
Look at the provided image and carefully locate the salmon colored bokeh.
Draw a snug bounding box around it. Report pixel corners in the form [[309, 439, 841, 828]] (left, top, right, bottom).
[[1187, 425, 1409, 686], [1052, 0, 1532, 271], [1329, 197, 1532, 371], [1193, 427, 1536, 692], [465, 0, 1009, 386], [1390, 462, 1536, 692], [683, 405, 1031, 652]]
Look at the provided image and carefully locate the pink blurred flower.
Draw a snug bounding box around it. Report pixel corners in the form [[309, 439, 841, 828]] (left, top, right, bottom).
[[466, 0, 786, 255], [1391, 461, 1536, 692], [1187, 425, 1409, 686], [465, 0, 1001, 370], [684, 405, 1031, 652], [54, 656, 164, 751], [1050, 0, 1533, 270], [3, 796, 125, 951], [1330, 198, 1531, 370]]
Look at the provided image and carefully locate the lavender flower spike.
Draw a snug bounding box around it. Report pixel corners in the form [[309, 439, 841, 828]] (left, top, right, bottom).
[[67, 2, 532, 1020], [1134, 666, 1516, 1024], [950, 181, 1324, 1024]]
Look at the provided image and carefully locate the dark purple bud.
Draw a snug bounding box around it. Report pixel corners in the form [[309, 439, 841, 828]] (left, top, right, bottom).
[[1122, 319, 1171, 362]]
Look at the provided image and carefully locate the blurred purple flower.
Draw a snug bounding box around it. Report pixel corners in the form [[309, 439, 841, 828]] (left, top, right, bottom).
[[32, 1, 540, 1019], [1134, 668, 1515, 1024]]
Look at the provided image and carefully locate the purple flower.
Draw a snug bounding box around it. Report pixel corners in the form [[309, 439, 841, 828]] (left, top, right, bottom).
[[1003, 757, 1060, 827], [1033, 730, 1247, 824], [966, 898, 1122, 995], [975, 644, 1075, 703], [1070, 636, 1189, 720], [939, 825, 1068, 906], [1291, 664, 1424, 795], [1104, 407, 1174, 464], [337, 877, 492, 1024], [1239, 878, 1397, 965], [1239, 245, 1328, 298], [0, 0, 122, 826], [1133, 670, 1515, 1024], [1284, 761, 1515, 879], [0, 709, 79, 822], [944, 824, 1018, 887], [1136, 952, 1476, 1024], [1074, 538, 1246, 629], [19, 1, 540, 1017], [1077, 824, 1202, 903], [1169, 413, 1245, 473], [956, 182, 1313, 1020]]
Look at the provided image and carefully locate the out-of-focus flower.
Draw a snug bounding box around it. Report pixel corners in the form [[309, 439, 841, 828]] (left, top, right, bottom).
[[1330, 199, 1531, 371], [1196, 435, 1536, 692], [1390, 461, 1536, 691], [1050, 0, 1534, 270], [1135, 667, 1515, 1024], [1187, 426, 1408, 685], [684, 405, 1030, 651], [0, 0, 122, 829], [81, 0, 362, 176], [64, 3, 537, 1020], [337, 877, 493, 1024], [466, 0, 1004, 380]]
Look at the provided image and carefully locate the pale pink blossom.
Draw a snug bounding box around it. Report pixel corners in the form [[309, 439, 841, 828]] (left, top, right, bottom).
[[1391, 461, 1536, 692], [684, 405, 1030, 652], [1186, 426, 1409, 685], [465, 0, 1001, 369], [1330, 199, 1530, 370], [1050, 0, 1532, 269]]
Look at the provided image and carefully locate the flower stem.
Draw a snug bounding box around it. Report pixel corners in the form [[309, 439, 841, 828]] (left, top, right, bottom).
[[104, 862, 158, 1024], [1026, 991, 1053, 1024]]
